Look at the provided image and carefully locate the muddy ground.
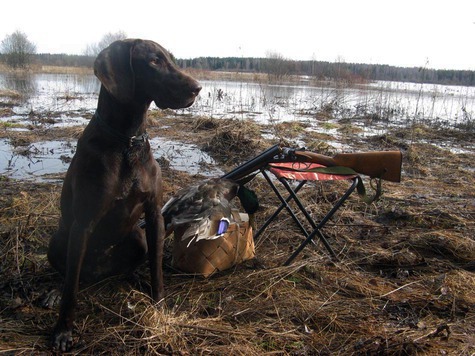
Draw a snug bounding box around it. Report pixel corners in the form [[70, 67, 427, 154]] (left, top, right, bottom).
[[0, 96, 474, 354]]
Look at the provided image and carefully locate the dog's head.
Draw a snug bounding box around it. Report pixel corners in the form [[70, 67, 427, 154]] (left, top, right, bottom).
[[94, 39, 201, 109]]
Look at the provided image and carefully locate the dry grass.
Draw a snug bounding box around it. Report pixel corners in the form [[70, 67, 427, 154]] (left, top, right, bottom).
[[1, 109, 474, 354], [182, 69, 269, 84], [0, 63, 92, 75], [0, 88, 23, 100], [35, 66, 93, 75]]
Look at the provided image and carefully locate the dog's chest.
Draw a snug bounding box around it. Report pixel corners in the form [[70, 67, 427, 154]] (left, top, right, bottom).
[[118, 159, 157, 198], [116, 173, 150, 201], [110, 177, 149, 221]]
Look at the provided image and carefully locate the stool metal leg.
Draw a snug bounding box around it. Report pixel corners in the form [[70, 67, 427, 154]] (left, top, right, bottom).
[[279, 177, 337, 259], [280, 178, 338, 259], [283, 176, 360, 265], [254, 177, 307, 241], [259, 170, 313, 241], [280, 178, 318, 229]]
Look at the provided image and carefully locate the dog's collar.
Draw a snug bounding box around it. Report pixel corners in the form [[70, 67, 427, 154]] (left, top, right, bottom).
[[93, 112, 149, 148]]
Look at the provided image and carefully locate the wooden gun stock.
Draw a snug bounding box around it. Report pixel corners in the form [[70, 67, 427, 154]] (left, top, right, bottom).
[[294, 150, 402, 182]]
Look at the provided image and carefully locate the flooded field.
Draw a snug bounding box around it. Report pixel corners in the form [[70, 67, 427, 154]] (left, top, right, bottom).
[[1, 72, 474, 181]]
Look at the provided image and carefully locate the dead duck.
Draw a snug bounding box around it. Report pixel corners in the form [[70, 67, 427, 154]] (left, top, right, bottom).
[[162, 178, 258, 245]]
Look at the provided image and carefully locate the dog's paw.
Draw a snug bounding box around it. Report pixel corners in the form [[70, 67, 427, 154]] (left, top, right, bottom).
[[40, 289, 61, 309], [52, 328, 73, 352]]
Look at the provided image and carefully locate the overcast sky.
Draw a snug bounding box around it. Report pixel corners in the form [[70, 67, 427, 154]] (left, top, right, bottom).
[[1, 0, 474, 70]]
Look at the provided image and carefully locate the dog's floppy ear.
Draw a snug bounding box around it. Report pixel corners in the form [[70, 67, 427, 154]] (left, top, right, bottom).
[[94, 39, 137, 103]]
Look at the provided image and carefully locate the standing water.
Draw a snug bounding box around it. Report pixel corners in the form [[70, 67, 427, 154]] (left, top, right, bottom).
[[1, 72, 474, 181]]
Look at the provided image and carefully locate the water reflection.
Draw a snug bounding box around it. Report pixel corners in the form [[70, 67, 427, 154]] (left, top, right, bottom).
[[192, 81, 324, 122], [0, 72, 37, 100], [0, 72, 100, 115], [33, 73, 100, 95]]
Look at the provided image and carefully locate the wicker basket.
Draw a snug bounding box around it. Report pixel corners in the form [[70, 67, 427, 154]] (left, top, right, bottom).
[[172, 211, 255, 277]]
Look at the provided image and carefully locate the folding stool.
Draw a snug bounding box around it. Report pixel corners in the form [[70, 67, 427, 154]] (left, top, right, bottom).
[[253, 162, 361, 265]]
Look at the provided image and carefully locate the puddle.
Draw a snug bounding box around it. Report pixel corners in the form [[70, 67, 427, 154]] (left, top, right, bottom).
[[0, 137, 221, 182], [0, 139, 76, 181], [149, 137, 222, 176], [0, 114, 90, 130], [419, 139, 475, 155]]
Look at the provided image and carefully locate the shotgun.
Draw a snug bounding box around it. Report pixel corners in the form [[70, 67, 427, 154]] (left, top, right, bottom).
[[291, 149, 402, 182], [222, 144, 402, 183]]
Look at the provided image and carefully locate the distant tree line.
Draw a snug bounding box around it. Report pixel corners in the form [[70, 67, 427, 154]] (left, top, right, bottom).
[[34, 53, 94, 67], [178, 57, 475, 87], [0, 52, 94, 68]]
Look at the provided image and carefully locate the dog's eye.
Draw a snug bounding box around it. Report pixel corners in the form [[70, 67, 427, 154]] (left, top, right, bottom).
[[150, 57, 161, 66]]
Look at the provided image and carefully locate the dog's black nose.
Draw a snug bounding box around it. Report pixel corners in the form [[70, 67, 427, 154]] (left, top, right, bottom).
[[191, 83, 202, 96]]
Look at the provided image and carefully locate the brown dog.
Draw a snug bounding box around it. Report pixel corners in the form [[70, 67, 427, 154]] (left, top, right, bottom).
[[47, 39, 201, 351]]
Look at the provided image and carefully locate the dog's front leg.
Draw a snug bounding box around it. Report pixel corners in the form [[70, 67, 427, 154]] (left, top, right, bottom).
[[145, 201, 165, 302], [52, 220, 92, 352]]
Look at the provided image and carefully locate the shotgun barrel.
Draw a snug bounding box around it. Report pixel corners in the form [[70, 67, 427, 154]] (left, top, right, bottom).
[[222, 144, 282, 181]]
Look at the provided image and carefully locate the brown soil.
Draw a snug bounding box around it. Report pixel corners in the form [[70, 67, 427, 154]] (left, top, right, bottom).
[[1, 104, 474, 354]]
